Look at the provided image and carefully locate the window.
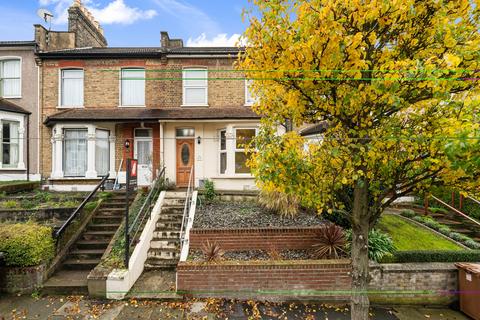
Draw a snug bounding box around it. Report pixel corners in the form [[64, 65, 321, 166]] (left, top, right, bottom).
[[176, 128, 195, 137], [95, 129, 109, 176], [245, 79, 256, 106], [121, 68, 145, 106], [219, 130, 227, 174], [234, 128, 256, 174], [0, 59, 21, 98], [1, 121, 19, 168], [183, 68, 208, 105], [61, 69, 84, 107], [63, 129, 88, 177]]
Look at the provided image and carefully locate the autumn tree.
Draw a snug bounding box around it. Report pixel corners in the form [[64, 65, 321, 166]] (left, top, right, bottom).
[[238, 1, 480, 319]]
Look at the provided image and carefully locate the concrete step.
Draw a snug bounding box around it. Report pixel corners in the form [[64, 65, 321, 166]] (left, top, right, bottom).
[[163, 198, 186, 206], [42, 270, 89, 295], [63, 258, 100, 270], [87, 223, 121, 231], [69, 249, 104, 260], [436, 219, 464, 226], [92, 215, 123, 223], [144, 257, 179, 270], [153, 231, 180, 238], [150, 239, 180, 249], [76, 239, 110, 250]]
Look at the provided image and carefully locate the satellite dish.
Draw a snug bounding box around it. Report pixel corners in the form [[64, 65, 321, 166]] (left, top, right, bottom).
[[37, 8, 54, 24]]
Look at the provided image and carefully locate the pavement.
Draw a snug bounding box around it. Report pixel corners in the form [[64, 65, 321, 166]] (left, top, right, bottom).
[[0, 294, 472, 319]]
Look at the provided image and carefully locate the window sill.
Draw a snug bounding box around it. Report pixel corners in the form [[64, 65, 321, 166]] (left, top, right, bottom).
[[181, 104, 209, 108], [118, 105, 146, 108], [57, 106, 84, 109], [2, 96, 22, 99], [211, 175, 254, 179], [0, 168, 26, 171]]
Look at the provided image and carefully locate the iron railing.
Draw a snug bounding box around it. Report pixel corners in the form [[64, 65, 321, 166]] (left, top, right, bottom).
[[431, 195, 480, 228], [54, 174, 110, 239], [125, 167, 165, 265], [180, 167, 195, 253]]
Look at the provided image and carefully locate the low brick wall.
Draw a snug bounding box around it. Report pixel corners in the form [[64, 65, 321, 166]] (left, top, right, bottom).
[[369, 262, 458, 305], [177, 260, 459, 304], [177, 259, 352, 301], [0, 264, 46, 294], [189, 227, 321, 251]]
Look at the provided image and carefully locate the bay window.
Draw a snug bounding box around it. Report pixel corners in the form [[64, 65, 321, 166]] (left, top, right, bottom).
[[183, 68, 208, 106], [121, 68, 145, 106], [235, 128, 256, 174], [95, 129, 109, 176], [0, 59, 21, 98], [1, 121, 19, 168], [63, 129, 88, 177], [60, 69, 84, 107]]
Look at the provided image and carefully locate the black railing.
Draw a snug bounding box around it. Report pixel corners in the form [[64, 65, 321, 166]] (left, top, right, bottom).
[[54, 174, 110, 238], [125, 167, 165, 266], [180, 167, 194, 254]]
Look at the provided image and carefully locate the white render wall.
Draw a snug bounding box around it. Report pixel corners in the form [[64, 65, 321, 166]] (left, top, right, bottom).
[[162, 121, 261, 191]]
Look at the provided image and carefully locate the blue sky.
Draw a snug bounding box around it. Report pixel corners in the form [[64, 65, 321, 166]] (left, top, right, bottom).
[[0, 0, 254, 47]]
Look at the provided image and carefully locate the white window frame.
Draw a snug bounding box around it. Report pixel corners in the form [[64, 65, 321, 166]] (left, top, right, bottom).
[[63, 128, 88, 177], [119, 67, 146, 107], [182, 67, 208, 106], [95, 128, 110, 177], [233, 127, 257, 175], [245, 79, 257, 106], [0, 57, 22, 99], [218, 129, 227, 175], [59, 68, 84, 108], [0, 119, 20, 169]]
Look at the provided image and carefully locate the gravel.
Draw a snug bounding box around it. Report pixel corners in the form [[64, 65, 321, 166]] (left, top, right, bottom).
[[193, 201, 325, 229], [189, 249, 315, 262]]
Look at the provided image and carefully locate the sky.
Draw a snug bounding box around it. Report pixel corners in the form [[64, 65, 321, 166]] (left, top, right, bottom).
[[0, 0, 254, 47]]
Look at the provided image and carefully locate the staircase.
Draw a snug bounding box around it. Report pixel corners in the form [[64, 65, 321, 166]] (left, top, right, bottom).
[[43, 191, 133, 294], [429, 211, 480, 243], [144, 191, 185, 270]]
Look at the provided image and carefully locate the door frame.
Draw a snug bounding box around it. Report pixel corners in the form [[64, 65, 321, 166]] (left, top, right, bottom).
[[133, 128, 153, 186], [175, 127, 195, 188]]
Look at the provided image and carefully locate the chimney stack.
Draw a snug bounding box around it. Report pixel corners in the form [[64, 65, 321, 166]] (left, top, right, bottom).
[[68, 0, 107, 47]]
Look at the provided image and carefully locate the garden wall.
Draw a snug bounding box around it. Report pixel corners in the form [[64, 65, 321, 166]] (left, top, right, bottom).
[[177, 259, 352, 301], [177, 260, 459, 305], [189, 227, 321, 251], [0, 264, 46, 294]]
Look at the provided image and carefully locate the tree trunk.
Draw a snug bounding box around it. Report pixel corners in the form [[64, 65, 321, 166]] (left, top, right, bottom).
[[350, 180, 370, 320]]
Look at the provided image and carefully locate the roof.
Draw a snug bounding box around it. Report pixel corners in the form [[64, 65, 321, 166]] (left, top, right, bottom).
[[0, 99, 31, 115], [299, 121, 329, 136], [44, 107, 260, 126], [0, 41, 36, 48], [37, 46, 243, 59]]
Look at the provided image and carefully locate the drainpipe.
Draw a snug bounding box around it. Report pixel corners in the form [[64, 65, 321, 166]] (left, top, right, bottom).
[[26, 114, 30, 181]]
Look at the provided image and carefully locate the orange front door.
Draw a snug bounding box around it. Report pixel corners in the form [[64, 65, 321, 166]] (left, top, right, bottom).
[[176, 139, 194, 187]]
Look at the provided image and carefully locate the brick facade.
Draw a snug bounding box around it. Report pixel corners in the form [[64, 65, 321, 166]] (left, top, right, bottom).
[[177, 260, 352, 301], [189, 227, 321, 251]]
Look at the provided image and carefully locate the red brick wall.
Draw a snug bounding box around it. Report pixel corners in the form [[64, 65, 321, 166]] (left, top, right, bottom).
[[189, 227, 321, 251], [176, 260, 352, 300]]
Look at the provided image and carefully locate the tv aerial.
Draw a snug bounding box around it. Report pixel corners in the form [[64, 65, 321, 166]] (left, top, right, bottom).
[[37, 8, 54, 28]]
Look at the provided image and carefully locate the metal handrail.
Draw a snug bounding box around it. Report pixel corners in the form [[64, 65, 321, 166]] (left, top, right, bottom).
[[431, 195, 480, 228], [467, 195, 480, 206], [54, 174, 110, 238], [128, 167, 166, 246], [180, 167, 194, 251]]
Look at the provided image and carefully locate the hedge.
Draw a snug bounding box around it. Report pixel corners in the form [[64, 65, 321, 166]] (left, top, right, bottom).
[[0, 223, 55, 267], [380, 250, 480, 263]]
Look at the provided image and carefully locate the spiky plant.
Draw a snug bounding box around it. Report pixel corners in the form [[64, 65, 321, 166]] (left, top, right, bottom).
[[258, 190, 300, 217], [201, 240, 224, 262], [312, 224, 346, 259], [267, 247, 282, 260]]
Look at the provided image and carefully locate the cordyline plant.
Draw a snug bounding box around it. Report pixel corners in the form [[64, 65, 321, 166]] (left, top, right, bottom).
[[312, 223, 346, 259], [237, 0, 480, 319], [201, 241, 225, 262]]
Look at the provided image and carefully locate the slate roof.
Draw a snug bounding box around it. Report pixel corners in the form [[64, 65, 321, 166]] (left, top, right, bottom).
[[44, 107, 260, 126], [0, 41, 36, 47], [0, 99, 31, 114], [37, 46, 243, 59], [299, 121, 329, 136]]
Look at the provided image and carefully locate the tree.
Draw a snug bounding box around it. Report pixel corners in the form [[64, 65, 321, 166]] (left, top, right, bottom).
[[238, 1, 480, 319]]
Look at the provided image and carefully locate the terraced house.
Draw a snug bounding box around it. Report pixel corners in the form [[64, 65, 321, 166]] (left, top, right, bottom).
[[37, 3, 264, 191]]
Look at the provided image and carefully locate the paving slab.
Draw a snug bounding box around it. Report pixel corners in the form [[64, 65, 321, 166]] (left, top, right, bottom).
[[393, 306, 470, 320], [126, 270, 180, 300]]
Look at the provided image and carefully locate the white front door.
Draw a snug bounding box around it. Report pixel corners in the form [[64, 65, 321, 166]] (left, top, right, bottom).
[[134, 128, 153, 186]]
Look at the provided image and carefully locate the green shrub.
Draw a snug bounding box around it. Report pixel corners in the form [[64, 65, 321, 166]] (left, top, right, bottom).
[[400, 209, 416, 218], [438, 226, 452, 235], [412, 216, 424, 223], [449, 232, 467, 242], [0, 223, 55, 267], [258, 189, 300, 217], [346, 229, 396, 262], [464, 240, 480, 250], [2, 200, 18, 209], [380, 250, 480, 263], [429, 207, 449, 214], [84, 200, 99, 213], [422, 217, 442, 230], [324, 209, 351, 229], [203, 179, 216, 203], [98, 191, 113, 200]]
